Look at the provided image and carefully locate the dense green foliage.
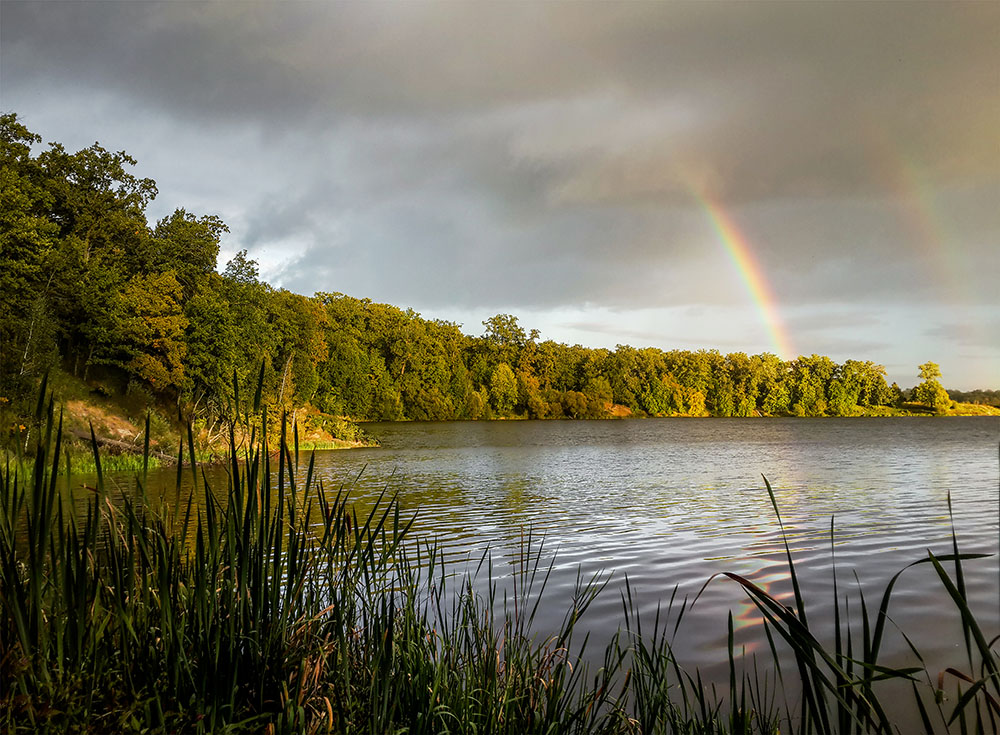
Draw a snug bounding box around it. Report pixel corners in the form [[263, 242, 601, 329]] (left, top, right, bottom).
[[915, 362, 951, 415], [311, 296, 909, 420], [1, 114, 959, 426], [2, 386, 997, 732], [947, 389, 1000, 408], [1, 114, 330, 424]]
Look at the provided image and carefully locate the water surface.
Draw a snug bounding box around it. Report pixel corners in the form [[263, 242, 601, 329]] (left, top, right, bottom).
[[93, 417, 1000, 720]]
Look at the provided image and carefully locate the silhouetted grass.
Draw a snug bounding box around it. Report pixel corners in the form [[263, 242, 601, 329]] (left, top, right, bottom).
[[1, 376, 997, 733]]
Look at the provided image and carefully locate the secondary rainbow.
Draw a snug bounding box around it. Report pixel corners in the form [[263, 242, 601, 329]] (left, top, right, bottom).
[[696, 194, 796, 361], [889, 151, 996, 382]]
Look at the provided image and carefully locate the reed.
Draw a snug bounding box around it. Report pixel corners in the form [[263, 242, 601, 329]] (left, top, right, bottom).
[[60, 449, 163, 476], [1, 377, 997, 733]]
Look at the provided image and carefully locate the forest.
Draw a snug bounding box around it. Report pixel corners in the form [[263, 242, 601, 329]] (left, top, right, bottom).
[[0, 114, 975, 432]]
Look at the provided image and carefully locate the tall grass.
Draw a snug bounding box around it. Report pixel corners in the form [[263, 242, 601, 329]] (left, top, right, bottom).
[[58, 449, 163, 476], [1, 377, 997, 733]]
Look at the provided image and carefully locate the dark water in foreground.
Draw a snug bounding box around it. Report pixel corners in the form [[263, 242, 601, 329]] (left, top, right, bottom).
[[87, 417, 999, 721]]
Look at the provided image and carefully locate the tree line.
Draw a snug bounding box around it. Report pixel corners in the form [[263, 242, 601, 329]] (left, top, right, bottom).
[[943, 389, 1000, 408], [1, 114, 959, 424]]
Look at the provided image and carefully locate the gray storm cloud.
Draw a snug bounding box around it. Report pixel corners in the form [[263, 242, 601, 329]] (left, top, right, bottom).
[[6, 2, 996, 193]]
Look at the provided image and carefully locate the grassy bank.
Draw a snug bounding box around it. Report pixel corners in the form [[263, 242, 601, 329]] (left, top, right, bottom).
[[1, 386, 997, 733], [1, 370, 376, 478]]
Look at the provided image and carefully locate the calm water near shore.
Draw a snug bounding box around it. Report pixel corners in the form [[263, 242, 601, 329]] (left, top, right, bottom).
[[86, 416, 999, 720]]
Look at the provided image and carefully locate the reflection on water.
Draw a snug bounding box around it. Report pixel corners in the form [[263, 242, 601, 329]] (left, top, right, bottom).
[[73, 417, 999, 705]]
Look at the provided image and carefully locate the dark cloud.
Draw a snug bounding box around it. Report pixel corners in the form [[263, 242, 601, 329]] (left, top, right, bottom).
[[5, 2, 997, 198]]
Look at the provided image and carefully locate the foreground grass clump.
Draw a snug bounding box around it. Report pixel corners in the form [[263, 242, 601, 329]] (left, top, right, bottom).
[[1, 381, 998, 733], [0, 386, 630, 734]]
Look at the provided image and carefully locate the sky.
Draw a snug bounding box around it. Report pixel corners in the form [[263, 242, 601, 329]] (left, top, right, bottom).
[[2, 1, 997, 389]]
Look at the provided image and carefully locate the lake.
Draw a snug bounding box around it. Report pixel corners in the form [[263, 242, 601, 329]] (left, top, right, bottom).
[[90, 416, 999, 722]]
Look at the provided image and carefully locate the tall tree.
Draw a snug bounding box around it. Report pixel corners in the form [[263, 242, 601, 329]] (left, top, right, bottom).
[[915, 362, 951, 413], [111, 272, 188, 391], [142, 209, 227, 299], [490, 362, 518, 416], [0, 115, 59, 390]]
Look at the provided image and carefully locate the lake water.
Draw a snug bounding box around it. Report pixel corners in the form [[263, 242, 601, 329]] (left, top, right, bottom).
[[92, 416, 1000, 722]]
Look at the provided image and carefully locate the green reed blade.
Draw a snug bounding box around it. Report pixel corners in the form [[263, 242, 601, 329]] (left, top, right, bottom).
[[304, 450, 315, 496], [34, 371, 48, 423], [88, 421, 104, 496], [187, 419, 197, 489], [232, 368, 241, 424], [142, 412, 150, 485], [253, 361, 265, 415], [927, 552, 1000, 698], [175, 434, 183, 493], [723, 570, 889, 732], [946, 677, 1000, 725], [912, 680, 937, 734], [48, 408, 62, 498]]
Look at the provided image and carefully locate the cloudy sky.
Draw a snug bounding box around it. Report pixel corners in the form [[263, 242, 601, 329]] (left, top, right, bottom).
[[2, 1, 997, 389]]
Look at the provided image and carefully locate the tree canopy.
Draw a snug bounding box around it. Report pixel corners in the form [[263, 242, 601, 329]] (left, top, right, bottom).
[[0, 114, 969, 423]]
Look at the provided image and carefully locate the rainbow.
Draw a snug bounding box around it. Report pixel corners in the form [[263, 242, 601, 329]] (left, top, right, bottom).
[[892, 153, 973, 306], [880, 146, 997, 382], [695, 193, 796, 360], [889, 154, 1000, 385]]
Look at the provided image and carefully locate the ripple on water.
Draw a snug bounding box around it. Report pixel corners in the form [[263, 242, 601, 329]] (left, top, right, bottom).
[[78, 416, 999, 728]]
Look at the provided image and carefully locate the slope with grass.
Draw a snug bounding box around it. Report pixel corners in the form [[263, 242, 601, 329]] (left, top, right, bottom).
[[1, 370, 374, 476]]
